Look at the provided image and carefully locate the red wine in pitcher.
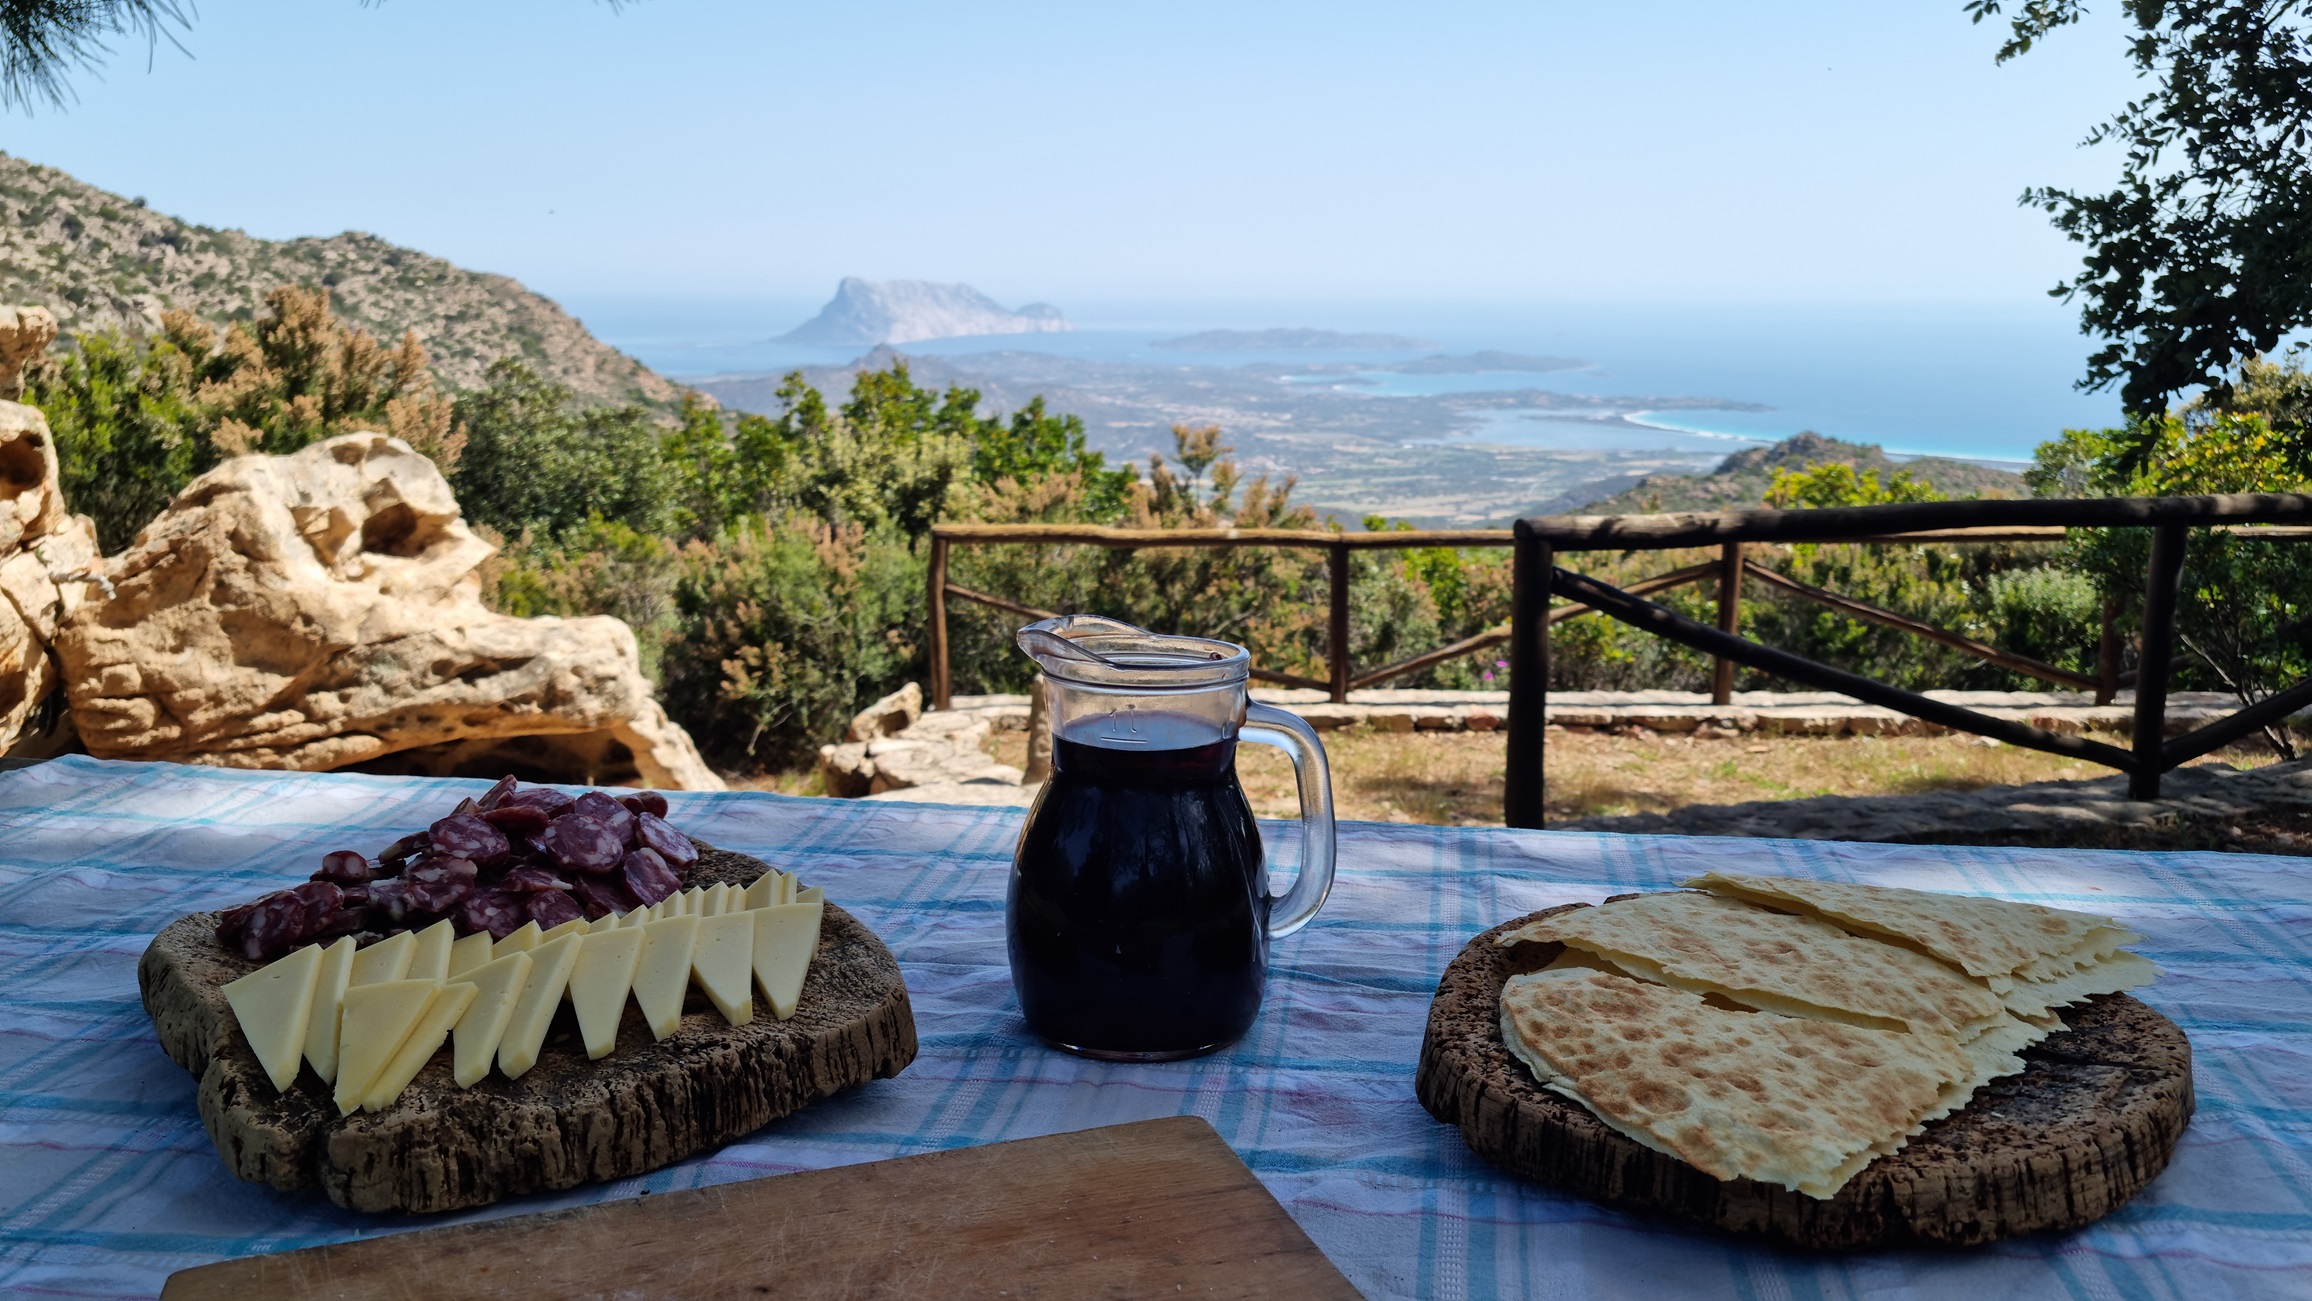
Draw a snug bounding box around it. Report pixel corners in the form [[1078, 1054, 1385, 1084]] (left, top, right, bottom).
[[1007, 712, 1270, 1058]]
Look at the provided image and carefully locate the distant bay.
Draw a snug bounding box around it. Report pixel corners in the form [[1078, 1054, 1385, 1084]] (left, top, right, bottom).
[[565, 295, 2122, 467]]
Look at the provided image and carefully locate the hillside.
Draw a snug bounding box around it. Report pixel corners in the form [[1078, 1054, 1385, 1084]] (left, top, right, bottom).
[[779, 278, 1073, 346], [0, 152, 674, 406], [1573, 432, 2025, 514]]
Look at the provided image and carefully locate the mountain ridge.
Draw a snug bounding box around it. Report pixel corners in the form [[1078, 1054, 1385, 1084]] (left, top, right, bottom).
[[1571, 432, 2026, 514], [779, 278, 1073, 346], [0, 152, 674, 406]]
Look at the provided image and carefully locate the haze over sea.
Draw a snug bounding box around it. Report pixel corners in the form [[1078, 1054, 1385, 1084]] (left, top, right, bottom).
[[572, 294, 2121, 469]]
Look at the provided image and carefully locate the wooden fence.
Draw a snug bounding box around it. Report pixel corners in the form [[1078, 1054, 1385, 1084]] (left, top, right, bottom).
[[926, 502, 2312, 821]]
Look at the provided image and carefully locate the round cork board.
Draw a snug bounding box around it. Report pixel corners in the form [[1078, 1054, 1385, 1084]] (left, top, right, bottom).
[[1415, 902, 2194, 1250], [140, 845, 918, 1215]]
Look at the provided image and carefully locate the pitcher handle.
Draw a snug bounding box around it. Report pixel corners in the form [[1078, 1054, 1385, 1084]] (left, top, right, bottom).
[[1240, 703, 1337, 939]]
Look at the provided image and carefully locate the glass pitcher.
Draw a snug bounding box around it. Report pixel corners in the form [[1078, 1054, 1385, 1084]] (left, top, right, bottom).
[[1007, 614, 1336, 1061]]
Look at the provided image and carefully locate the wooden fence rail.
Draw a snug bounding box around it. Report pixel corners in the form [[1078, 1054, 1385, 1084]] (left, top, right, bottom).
[[925, 509, 2312, 822]]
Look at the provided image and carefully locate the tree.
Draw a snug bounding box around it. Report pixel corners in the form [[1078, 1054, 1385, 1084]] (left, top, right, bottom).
[[451, 359, 672, 539], [1, 0, 186, 111], [1970, 0, 2312, 413]]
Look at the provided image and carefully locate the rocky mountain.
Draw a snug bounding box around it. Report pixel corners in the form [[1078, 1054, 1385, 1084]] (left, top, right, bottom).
[[779, 278, 1073, 346], [1572, 432, 2025, 514], [0, 152, 674, 406]]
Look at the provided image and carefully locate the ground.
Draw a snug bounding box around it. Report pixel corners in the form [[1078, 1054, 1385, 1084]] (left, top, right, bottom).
[[751, 726, 2303, 856]]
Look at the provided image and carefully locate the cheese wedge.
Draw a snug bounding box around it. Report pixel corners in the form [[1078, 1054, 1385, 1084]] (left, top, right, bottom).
[[691, 911, 754, 1026], [334, 979, 440, 1114], [301, 936, 358, 1085], [742, 872, 779, 911], [408, 920, 456, 983], [539, 918, 588, 945], [448, 931, 494, 979], [794, 885, 823, 906], [568, 926, 645, 1059], [492, 920, 542, 959], [349, 930, 415, 986], [452, 951, 533, 1087], [780, 872, 800, 904], [363, 981, 478, 1111], [699, 884, 726, 918], [632, 914, 699, 1040], [750, 900, 823, 1020], [221, 942, 324, 1092], [589, 911, 622, 933], [496, 933, 584, 1080]]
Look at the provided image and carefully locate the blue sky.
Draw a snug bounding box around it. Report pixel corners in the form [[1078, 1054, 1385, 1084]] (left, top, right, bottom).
[[7, 1, 2142, 313]]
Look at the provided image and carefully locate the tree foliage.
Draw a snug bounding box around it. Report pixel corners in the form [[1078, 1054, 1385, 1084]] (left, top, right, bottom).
[[1971, 0, 2312, 413], [1, 0, 187, 112]]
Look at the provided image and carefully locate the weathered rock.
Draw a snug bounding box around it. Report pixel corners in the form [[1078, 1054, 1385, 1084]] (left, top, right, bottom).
[[0, 306, 57, 402], [845, 681, 923, 742], [0, 385, 102, 755], [818, 740, 876, 799], [58, 431, 722, 789]]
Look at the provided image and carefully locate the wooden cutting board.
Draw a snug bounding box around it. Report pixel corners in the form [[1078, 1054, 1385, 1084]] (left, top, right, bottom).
[[160, 1116, 1364, 1300], [1416, 903, 2194, 1251]]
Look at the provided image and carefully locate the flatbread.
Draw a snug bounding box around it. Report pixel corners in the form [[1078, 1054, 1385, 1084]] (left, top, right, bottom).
[[1500, 968, 1970, 1198], [2000, 949, 2160, 1019], [1500, 891, 2004, 1039], [1684, 872, 2132, 981]]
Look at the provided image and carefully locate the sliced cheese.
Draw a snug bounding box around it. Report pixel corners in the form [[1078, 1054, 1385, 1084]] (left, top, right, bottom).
[[407, 920, 456, 983], [568, 925, 645, 1059], [221, 941, 324, 1093], [301, 936, 358, 1085], [699, 884, 727, 918], [632, 914, 699, 1040], [496, 933, 584, 1080], [363, 981, 478, 1111], [349, 930, 415, 986], [492, 920, 542, 959], [750, 900, 823, 1021], [589, 911, 622, 933], [691, 911, 754, 1026], [333, 979, 440, 1114], [448, 931, 494, 979], [780, 872, 799, 905], [794, 884, 823, 906], [452, 950, 533, 1087], [539, 918, 588, 945], [741, 872, 779, 911]]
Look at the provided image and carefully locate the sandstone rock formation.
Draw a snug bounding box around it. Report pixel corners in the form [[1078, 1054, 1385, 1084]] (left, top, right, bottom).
[[819, 684, 1026, 803], [0, 325, 102, 755], [58, 431, 722, 789]]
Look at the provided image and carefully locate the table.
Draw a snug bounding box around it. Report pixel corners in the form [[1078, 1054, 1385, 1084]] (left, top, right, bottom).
[[2, 755, 2308, 1299]]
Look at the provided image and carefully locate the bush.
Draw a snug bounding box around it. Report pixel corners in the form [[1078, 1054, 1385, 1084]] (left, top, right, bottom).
[[452, 360, 673, 539], [482, 520, 683, 682], [658, 516, 922, 769]]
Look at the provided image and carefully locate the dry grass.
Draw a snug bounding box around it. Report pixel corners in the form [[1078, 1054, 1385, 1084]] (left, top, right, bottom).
[[987, 724, 2281, 827]]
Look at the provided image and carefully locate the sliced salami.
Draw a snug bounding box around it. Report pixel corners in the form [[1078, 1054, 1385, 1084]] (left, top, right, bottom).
[[404, 857, 479, 915], [538, 815, 624, 873], [502, 787, 576, 818], [456, 888, 529, 940], [240, 893, 308, 962], [475, 774, 518, 812], [634, 813, 699, 868], [429, 814, 511, 865], [573, 874, 639, 920], [377, 831, 429, 874], [481, 803, 550, 837], [573, 791, 636, 847], [313, 850, 374, 885], [619, 791, 670, 819], [525, 888, 583, 930], [620, 847, 682, 905], [500, 864, 574, 894], [366, 877, 415, 926]]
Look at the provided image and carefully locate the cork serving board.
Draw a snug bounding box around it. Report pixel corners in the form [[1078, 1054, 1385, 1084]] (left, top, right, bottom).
[[1415, 903, 2194, 1250], [139, 845, 918, 1214], [158, 1116, 1365, 1301]]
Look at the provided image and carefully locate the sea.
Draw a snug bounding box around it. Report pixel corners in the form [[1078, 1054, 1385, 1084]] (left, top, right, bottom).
[[563, 295, 2125, 469]]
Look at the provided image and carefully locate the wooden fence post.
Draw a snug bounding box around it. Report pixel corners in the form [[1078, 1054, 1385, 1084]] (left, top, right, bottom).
[[927, 534, 952, 712], [1328, 543, 1350, 704], [1712, 541, 1742, 706], [2095, 598, 2121, 707], [2130, 525, 2187, 800], [1505, 534, 1552, 828]]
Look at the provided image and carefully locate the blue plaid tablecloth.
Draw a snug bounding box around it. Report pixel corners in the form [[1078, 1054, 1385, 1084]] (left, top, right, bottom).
[[1, 755, 2308, 1300]]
